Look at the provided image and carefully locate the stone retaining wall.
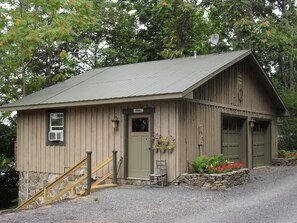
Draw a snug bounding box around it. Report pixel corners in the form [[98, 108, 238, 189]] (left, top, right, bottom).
[[173, 169, 250, 190], [19, 171, 86, 208], [271, 158, 297, 166]]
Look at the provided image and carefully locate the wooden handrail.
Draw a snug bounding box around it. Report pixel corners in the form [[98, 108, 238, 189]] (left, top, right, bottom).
[[17, 155, 113, 209], [47, 155, 113, 204], [91, 155, 113, 174], [44, 157, 88, 204], [17, 189, 44, 209], [93, 171, 113, 186], [46, 157, 88, 190], [17, 156, 87, 209]]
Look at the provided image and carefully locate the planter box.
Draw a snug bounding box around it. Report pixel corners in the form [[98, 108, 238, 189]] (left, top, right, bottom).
[[174, 169, 250, 190], [271, 158, 297, 166]]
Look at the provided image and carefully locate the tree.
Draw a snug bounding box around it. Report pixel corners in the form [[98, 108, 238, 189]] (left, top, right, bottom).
[[101, 0, 210, 62], [201, 0, 272, 51], [277, 90, 297, 150], [157, 0, 209, 58], [0, 0, 96, 101], [0, 154, 18, 208], [267, 0, 297, 90], [0, 121, 16, 158]]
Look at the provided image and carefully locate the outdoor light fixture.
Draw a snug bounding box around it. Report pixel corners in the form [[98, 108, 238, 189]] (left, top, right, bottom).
[[112, 117, 119, 129], [249, 119, 256, 128]]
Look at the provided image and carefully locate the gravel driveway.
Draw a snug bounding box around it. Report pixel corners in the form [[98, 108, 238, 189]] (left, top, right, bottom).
[[1, 166, 297, 223]]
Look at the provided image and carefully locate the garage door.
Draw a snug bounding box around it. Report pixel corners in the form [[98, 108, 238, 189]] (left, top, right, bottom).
[[222, 117, 247, 166], [252, 122, 270, 168]]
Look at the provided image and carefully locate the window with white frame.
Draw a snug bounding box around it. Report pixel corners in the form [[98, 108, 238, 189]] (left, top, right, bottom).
[[48, 112, 64, 143]]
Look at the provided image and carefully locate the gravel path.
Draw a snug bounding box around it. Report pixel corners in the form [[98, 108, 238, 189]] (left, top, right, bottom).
[[1, 166, 297, 223]]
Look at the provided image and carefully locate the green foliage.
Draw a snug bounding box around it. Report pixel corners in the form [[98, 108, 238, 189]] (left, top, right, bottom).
[[278, 149, 297, 158], [208, 154, 226, 167], [201, 0, 271, 50], [278, 89, 297, 150], [0, 122, 16, 158], [278, 149, 287, 157], [192, 156, 209, 173], [278, 117, 297, 150], [192, 154, 227, 173], [0, 0, 96, 99], [0, 155, 19, 208], [192, 154, 244, 174], [0, 154, 12, 170]]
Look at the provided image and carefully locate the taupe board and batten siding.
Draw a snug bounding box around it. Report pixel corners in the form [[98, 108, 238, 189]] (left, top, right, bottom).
[[17, 110, 64, 173], [194, 60, 279, 114], [154, 102, 179, 182], [16, 101, 180, 181], [179, 101, 277, 171]]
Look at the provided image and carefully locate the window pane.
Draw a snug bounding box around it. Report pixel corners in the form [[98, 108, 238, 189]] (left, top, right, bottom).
[[132, 118, 149, 132], [50, 113, 64, 128]]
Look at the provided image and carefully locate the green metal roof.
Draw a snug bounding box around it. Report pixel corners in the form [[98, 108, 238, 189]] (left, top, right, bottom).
[[0, 49, 287, 115]]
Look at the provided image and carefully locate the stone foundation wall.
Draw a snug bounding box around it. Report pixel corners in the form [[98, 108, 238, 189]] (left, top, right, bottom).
[[173, 169, 250, 190], [120, 178, 150, 186], [271, 158, 297, 166], [19, 171, 87, 208]]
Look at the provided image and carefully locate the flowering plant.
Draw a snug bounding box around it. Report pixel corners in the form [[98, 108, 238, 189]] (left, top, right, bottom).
[[152, 133, 176, 151], [192, 154, 244, 174], [278, 149, 297, 158], [207, 162, 244, 174]]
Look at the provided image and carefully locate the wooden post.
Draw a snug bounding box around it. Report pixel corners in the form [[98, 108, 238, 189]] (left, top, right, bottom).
[[86, 151, 92, 195], [112, 150, 117, 184]]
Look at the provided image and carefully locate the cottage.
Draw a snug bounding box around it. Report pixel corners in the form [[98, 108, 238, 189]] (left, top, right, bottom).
[[0, 50, 287, 203]]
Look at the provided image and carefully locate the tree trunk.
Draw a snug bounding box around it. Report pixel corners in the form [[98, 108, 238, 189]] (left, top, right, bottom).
[[20, 0, 26, 96], [248, 0, 254, 50], [46, 44, 52, 87], [280, 58, 288, 88], [289, 49, 294, 90]]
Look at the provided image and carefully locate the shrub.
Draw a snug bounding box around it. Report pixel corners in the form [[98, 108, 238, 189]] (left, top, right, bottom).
[[0, 155, 19, 209], [208, 154, 226, 167], [192, 156, 209, 173]]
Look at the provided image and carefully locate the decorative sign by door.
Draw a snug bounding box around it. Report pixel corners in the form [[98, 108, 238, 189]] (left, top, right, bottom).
[[133, 108, 144, 113]]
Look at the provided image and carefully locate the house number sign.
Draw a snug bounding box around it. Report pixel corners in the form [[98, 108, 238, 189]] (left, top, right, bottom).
[[133, 108, 144, 113]]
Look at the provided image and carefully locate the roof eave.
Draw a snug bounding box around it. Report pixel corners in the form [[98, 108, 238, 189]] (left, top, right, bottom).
[[0, 93, 183, 111]]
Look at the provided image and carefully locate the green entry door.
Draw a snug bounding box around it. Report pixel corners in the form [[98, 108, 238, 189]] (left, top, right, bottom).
[[128, 115, 151, 179]]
